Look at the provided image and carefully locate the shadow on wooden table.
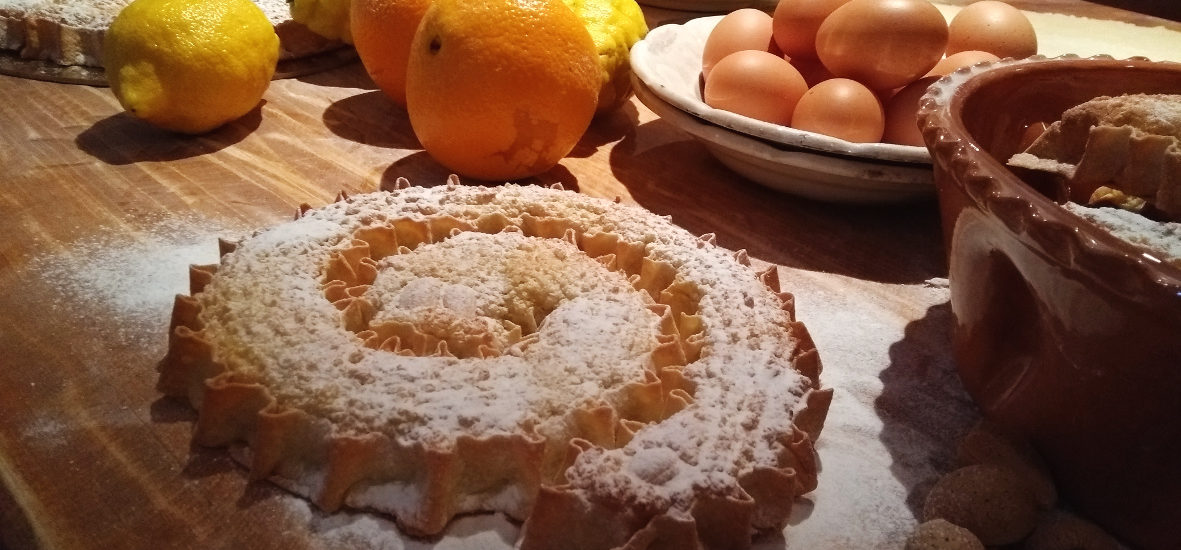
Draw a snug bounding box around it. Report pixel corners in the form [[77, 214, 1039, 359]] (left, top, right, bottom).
[[74, 103, 263, 165], [570, 102, 646, 160], [322, 90, 421, 150], [608, 118, 948, 285], [373, 152, 586, 194], [875, 301, 979, 518], [295, 61, 376, 91]]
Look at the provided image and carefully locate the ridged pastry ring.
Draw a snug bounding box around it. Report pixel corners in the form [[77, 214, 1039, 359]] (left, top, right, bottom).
[[159, 179, 832, 550]]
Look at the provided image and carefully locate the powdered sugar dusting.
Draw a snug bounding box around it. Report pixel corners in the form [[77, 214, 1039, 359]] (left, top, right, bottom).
[[176, 184, 827, 544], [16, 186, 977, 548], [263, 262, 969, 550], [770, 269, 973, 548], [24, 211, 246, 348], [207, 228, 665, 442], [278, 491, 519, 550], [1065, 203, 1181, 265]]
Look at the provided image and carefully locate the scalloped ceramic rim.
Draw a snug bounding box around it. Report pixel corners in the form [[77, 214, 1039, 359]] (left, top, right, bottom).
[[918, 54, 1181, 292], [916, 55, 1181, 548], [630, 15, 932, 166]]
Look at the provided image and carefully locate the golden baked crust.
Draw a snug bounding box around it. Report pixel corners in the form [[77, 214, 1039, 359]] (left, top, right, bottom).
[[1007, 93, 1181, 221], [159, 180, 832, 549]]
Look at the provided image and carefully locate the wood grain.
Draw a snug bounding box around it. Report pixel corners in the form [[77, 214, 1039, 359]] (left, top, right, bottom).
[[0, 2, 1174, 549], [0, 65, 942, 550]]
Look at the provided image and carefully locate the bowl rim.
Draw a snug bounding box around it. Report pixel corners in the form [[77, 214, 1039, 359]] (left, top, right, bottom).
[[917, 54, 1181, 294]]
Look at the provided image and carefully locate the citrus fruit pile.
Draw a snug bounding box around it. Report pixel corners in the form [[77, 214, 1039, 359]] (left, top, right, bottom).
[[104, 0, 647, 178], [105, 0, 280, 135], [334, 0, 647, 180]]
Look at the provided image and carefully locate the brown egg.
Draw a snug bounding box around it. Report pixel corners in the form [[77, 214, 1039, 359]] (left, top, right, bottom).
[[926, 50, 1000, 77], [704, 50, 808, 126], [815, 0, 948, 90], [882, 75, 937, 146], [702, 8, 776, 80], [947, 0, 1037, 59], [772, 0, 851, 61], [791, 78, 884, 142], [790, 56, 837, 87]]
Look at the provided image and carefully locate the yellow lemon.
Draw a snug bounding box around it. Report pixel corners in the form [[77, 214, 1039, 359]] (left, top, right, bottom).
[[404, 0, 600, 181], [105, 0, 279, 134], [562, 0, 648, 114], [290, 0, 353, 43]]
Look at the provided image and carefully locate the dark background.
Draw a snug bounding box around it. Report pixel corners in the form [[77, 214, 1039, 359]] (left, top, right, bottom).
[[1090, 0, 1179, 21]]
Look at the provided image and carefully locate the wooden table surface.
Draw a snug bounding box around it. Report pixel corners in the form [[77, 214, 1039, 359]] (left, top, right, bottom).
[[0, 2, 1176, 549]]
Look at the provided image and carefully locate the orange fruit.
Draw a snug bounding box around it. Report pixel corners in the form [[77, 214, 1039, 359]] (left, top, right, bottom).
[[404, 0, 600, 181], [350, 0, 432, 107]]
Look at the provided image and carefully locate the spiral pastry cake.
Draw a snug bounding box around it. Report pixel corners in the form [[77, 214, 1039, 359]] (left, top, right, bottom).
[[159, 179, 833, 549]]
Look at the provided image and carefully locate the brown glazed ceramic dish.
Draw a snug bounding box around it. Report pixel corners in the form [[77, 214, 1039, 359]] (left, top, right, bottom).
[[917, 56, 1181, 549]]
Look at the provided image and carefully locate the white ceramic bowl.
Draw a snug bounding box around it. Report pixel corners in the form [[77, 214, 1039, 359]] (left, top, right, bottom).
[[629, 15, 935, 204], [633, 79, 934, 202]]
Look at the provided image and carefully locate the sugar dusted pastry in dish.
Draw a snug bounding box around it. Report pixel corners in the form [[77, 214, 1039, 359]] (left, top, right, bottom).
[[1007, 93, 1181, 221], [159, 180, 832, 549]]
